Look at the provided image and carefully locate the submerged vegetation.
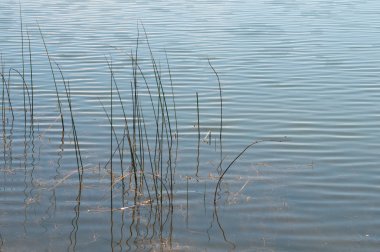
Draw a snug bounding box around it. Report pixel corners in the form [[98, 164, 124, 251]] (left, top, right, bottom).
[[1, 21, 286, 251]]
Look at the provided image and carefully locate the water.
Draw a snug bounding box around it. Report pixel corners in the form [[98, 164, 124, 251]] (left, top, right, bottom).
[[1, 0, 380, 251]]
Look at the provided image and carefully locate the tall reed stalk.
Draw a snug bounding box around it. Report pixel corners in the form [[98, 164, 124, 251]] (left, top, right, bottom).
[[38, 24, 65, 138], [196, 92, 200, 177]]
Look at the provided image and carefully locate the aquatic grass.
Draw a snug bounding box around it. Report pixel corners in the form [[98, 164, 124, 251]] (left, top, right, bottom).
[[55, 63, 84, 180], [26, 29, 34, 127], [97, 28, 177, 238], [213, 138, 288, 204], [57, 63, 85, 251], [109, 56, 115, 251], [38, 23, 65, 138], [8, 68, 32, 116], [1, 67, 16, 169], [208, 59, 223, 173], [100, 27, 179, 245], [165, 52, 178, 172], [16, 25, 87, 245], [0, 70, 15, 122], [142, 24, 175, 200], [1, 19, 290, 250], [2, 19, 180, 249], [20, 5, 26, 129], [196, 92, 200, 177]]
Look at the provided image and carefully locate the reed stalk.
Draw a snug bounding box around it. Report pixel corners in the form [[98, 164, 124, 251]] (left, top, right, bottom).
[[196, 92, 200, 177], [208, 60, 223, 173], [3, 70, 14, 121], [19, 6, 27, 129], [38, 23, 65, 137], [213, 139, 287, 204], [56, 63, 83, 179], [26, 29, 34, 128]]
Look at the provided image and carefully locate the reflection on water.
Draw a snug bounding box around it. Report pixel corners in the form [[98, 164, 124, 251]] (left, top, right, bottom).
[[1, 0, 380, 251]]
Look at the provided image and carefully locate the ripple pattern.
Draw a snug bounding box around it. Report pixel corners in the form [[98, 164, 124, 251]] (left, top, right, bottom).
[[1, 0, 380, 251]]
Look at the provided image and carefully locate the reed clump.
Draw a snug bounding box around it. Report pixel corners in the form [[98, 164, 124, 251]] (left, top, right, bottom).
[[1, 21, 287, 250]]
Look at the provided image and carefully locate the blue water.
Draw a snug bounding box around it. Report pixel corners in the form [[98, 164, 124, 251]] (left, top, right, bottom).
[[1, 0, 380, 251]]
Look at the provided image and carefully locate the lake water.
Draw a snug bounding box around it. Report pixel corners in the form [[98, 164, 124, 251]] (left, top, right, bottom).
[[1, 0, 380, 251]]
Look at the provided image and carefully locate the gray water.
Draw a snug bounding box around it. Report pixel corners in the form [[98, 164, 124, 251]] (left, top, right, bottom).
[[1, 0, 380, 251]]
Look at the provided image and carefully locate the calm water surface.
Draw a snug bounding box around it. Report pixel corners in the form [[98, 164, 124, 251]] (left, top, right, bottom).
[[1, 0, 380, 251]]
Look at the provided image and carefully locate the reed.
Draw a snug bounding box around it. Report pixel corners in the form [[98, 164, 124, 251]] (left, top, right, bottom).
[[213, 138, 287, 204], [1, 19, 289, 250], [26, 30, 34, 127], [165, 53, 178, 171], [2, 21, 180, 249], [196, 92, 200, 177], [38, 23, 65, 138], [1, 70, 15, 121], [20, 5, 26, 128], [208, 59, 223, 174], [109, 56, 115, 250], [55, 62, 84, 180], [90, 27, 179, 239], [56, 63, 84, 251]]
